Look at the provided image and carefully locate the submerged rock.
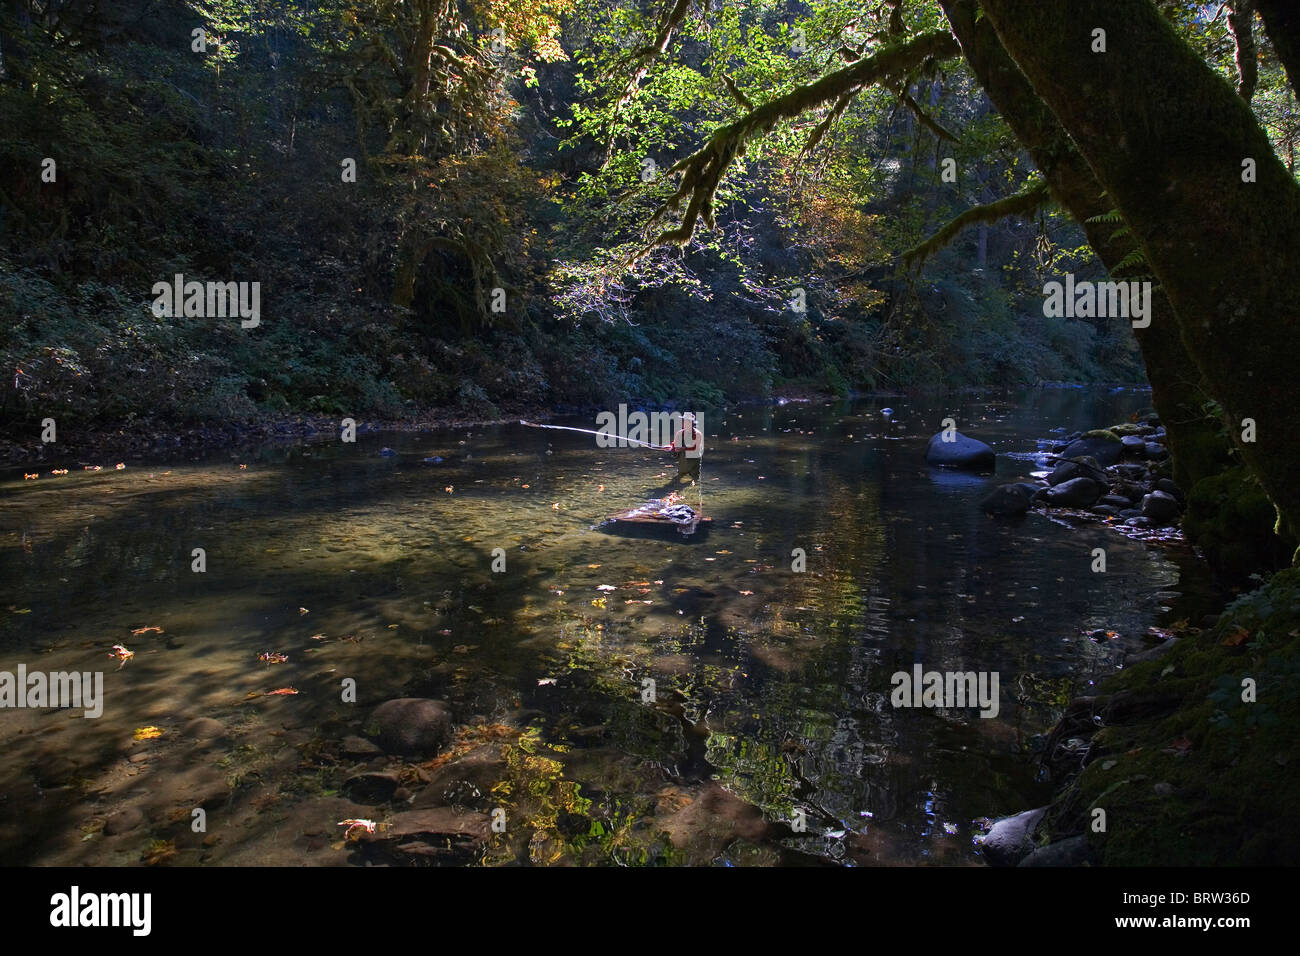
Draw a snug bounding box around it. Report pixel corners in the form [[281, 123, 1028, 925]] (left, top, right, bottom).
[[981, 483, 1033, 516], [103, 807, 144, 835], [342, 771, 400, 804], [368, 698, 452, 756], [925, 431, 995, 471]]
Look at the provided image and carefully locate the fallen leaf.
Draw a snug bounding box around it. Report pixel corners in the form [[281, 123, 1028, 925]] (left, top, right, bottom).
[[131, 626, 163, 636], [264, 687, 299, 696], [1223, 626, 1250, 647], [298, 607, 309, 615], [133, 726, 164, 740]]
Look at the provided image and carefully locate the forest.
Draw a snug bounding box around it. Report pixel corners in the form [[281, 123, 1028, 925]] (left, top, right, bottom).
[[1, 0, 1298, 885]]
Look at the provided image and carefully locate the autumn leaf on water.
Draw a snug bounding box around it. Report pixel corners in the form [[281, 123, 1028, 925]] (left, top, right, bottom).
[[310, 633, 327, 641], [298, 607, 309, 615], [591, 597, 606, 609], [133, 726, 164, 740], [596, 584, 617, 592], [131, 626, 163, 636], [739, 590, 754, 596], [248, 687, 300, 698], [258, 651, 289, 665]]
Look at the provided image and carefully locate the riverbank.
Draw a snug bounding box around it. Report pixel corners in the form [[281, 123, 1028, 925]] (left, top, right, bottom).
[[978, 417, 1300, 866]]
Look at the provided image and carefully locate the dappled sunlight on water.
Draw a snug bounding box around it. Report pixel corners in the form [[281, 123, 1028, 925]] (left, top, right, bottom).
[[0, 388, 1215, 865]]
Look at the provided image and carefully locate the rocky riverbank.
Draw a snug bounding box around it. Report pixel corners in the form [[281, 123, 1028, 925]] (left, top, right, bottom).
[[958, 416, 1300, 866]]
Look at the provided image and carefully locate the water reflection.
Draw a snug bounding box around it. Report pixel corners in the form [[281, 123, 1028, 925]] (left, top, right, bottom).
[[0, 388, 1215, 865]]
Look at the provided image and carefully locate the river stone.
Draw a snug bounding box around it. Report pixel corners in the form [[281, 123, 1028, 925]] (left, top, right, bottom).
[[1120, 435, 1148, 457], [1141, 491, 1181, 524], [1018, 835, 1093, 867], [1061, 436, 1122, 466], [387, 808, 489, 841], [1099, 494, 1132, 509], [368, 698, 452, 756], [1043, 477, 1104, 508], [980, 807, 1047, 866], [1154, 478, 1183, 501], [980, 484, 1033, 516], [925, 431, 995, 471], [1091, 504, 1121, 517], [342, 771, 401, 804], [182, 717, 227, 741], [1047, 456, 1107, 486], [103, 807, 145, 835], [341, 735, 384, 758], [1145, 442, 1168, 460]]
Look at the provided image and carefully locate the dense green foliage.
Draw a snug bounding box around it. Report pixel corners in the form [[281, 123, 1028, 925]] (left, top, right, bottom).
[[0, 0, 1185, 442]]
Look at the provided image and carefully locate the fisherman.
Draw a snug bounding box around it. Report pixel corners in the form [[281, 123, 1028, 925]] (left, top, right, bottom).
[[667, 412, 703, 483]]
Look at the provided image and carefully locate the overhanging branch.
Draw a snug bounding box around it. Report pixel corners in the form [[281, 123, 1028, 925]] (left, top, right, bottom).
[[633, 29, 962, 259], [901, 177, 1049, 269]]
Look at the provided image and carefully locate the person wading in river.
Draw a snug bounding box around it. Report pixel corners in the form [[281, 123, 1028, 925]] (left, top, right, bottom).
[[666, 412, 703, 484]]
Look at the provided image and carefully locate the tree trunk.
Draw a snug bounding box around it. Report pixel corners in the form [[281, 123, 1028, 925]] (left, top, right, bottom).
[[940, 0, 1229, 493], [1256, 0, 1300, 96], [976, 0, 1300, 551]]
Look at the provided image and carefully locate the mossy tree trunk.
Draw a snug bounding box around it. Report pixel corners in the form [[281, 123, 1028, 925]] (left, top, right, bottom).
[[978, 0, 1300, 550], [940, 0, 1230, 494]]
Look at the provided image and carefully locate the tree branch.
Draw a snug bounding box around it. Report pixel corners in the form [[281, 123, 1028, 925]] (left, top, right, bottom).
[[633, 29, 962, 258], [901, 178, 1048, 268]]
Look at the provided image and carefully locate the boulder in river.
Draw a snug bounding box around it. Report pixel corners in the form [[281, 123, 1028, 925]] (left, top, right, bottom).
[[980, 484, 1033, 516], [1043, 477, 1104, 508], [979, 807, 1047, 866], [1060, 434, 1122, 466], [1140, 490, 1181, 524], [367, 698, 452, 756], [1120, 435, 1148, 457], [1047, 456, 1107, 487], [925, 431, 995, 471]]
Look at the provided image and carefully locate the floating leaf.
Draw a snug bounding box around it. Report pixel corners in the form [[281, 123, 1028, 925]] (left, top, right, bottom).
[[133, 726, 164, 740]]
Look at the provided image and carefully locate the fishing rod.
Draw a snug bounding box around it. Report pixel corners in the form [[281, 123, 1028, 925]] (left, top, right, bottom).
[[519, 420, 669, 450]]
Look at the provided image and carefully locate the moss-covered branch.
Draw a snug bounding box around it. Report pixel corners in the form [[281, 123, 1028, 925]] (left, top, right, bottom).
[[901, 177, 1048, 268], [603, 0, 696, 163], [634, 29, 962, 258]]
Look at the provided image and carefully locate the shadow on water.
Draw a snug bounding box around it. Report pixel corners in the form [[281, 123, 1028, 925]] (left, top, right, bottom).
[[0, 387, 1219, 865]]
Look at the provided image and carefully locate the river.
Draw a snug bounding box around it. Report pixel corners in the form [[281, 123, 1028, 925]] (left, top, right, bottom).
[[0, 387, 1216, 865]]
